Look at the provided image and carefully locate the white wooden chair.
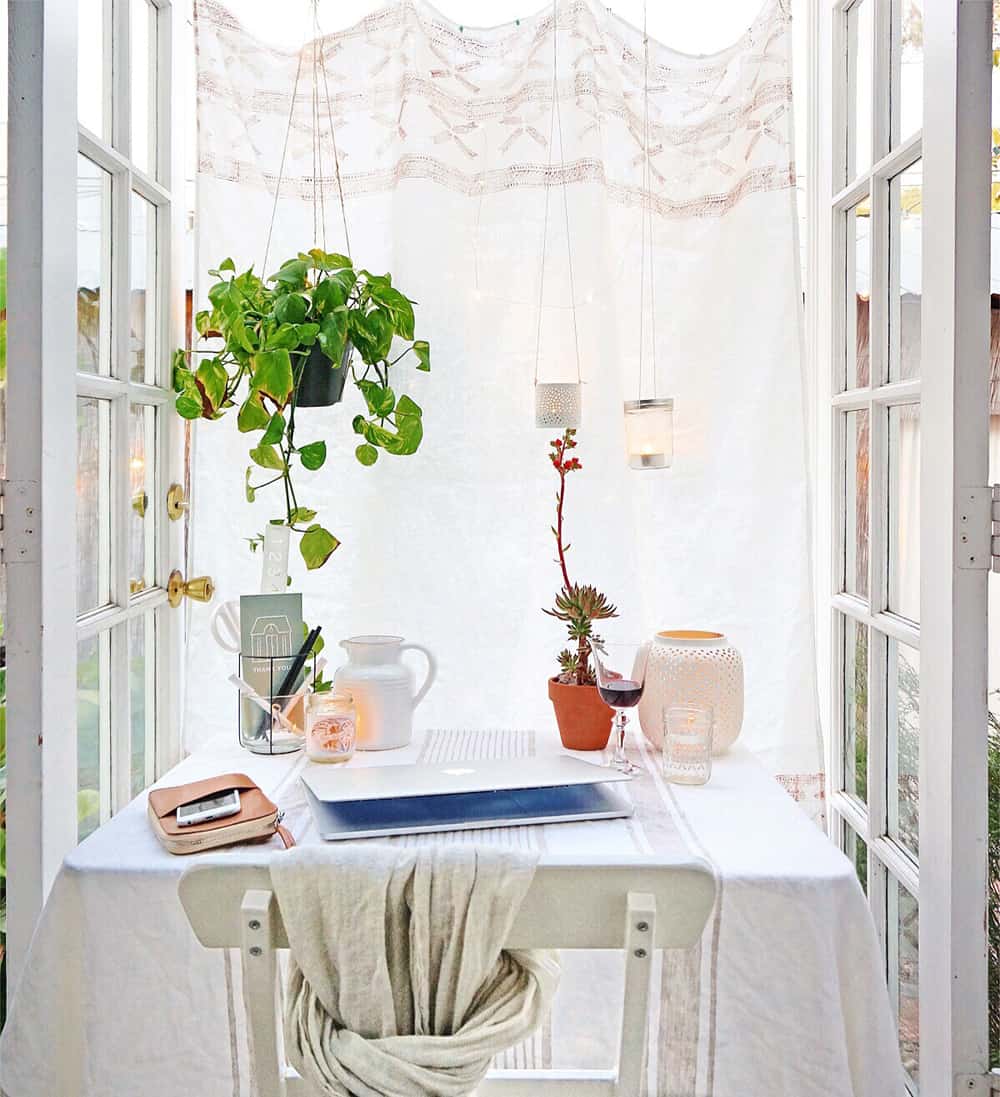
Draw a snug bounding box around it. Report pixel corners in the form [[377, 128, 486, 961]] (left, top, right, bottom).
[[179, 857, 715, 1097]]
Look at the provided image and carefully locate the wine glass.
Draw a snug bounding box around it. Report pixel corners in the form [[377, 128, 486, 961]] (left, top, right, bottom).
[[588, 639, 648, 774]]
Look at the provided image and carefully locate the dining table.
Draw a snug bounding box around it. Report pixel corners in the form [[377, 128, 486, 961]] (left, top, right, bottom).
[[0, 725, 904, 1097]]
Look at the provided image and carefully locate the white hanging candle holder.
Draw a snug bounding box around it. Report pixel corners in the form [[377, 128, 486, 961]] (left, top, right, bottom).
[[625, 5, 674, 471], [535, 382, 582, 428], [624, 397, 673, 469]]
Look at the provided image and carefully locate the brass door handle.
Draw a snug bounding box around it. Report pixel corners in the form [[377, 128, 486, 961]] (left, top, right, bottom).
[[166, 483, 189, 521], [167, 570, 215, 608]]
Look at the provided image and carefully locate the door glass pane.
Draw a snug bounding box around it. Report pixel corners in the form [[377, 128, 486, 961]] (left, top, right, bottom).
[[77, 0, 108, 138], [890, 162, 922, 381], [844, 822, 869, 895], [844, 617, 869, 804], [77, 156, 111, 375], [889, 404, 920, 621], [890, 878, 920, 1088], [895, 0, 923, 142], [888, 640, 920, 858], [128, 614, 155, 798], [77, 398, 111, 614], [130, 194, 157, 384], [130, 0, 158, 176], [845, 409, 870, 598], [846, 199, 871, 389], [77, 632, 109, 841], [848, 0, 873, 179], [129, 405, 156, 594]]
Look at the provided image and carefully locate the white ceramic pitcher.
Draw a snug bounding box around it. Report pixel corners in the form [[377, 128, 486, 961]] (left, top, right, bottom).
[[333, 635, 437, 750]]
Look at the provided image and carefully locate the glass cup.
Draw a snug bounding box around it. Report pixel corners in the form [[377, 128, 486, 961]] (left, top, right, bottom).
[[662, 704, 714, 785], [305, 691, 357, 763]]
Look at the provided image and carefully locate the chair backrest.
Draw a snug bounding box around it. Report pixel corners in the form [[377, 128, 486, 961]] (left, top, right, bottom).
[[179, 856, 715, 1097]]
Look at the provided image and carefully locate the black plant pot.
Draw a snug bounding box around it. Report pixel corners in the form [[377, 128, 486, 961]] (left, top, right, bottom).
[[295, 341, 351, 408]]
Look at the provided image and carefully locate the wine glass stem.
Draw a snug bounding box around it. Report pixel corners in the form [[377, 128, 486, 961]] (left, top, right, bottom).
[[614, 711, 628, 765]]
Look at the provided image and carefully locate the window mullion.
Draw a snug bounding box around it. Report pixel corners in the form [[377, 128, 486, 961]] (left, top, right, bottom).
[[112, 0, 131, 159]]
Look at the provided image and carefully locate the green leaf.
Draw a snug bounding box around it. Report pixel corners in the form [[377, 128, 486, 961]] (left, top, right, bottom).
[[250, 348, 293, 404], [352, 414, 367, 436], [317, 310, 347, 361], [244, 467, 256, 502], [374, 285, 415, 340], [172, 351, 192, 392], [355, 443, 379, 466], [194, 310, 212, 337], [289, 506, 317, 524], [264, 324, 302, 351], [274, 293, 308, 325], [298, 440, 327, 470], [268, 259, 309, 288], [295, 322, 320, 347], [349, 307, 393, 365], [219, 257, 236, 273], [299, 524, 340, 570], [311, 278, 347, 315], [175, 393, 204, 419], [357, 379, 396, 417], [260, 412, 285, 446], [323, 252, 352, 270], [385, 394, 423, 455], [413, 340, 431, 372], [249, 443, 286, 471], [196, 359, 227, 411], [237, 393, 271, 433]]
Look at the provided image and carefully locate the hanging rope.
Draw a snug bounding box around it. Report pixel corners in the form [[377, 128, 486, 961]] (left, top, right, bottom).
[[638, 0, 657, 401], [262, 0, 353, 275], [533, 0, 582, 386]]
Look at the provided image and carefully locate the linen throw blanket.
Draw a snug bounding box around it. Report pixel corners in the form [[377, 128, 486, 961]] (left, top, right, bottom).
[[270, 845, 560, 1097]]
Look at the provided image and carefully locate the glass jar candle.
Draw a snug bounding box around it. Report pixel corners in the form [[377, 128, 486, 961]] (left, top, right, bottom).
[[662, 703, 714, 785], [305, 691, 357, 764]]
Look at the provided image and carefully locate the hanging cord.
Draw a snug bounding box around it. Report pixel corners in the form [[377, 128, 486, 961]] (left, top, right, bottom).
[[318, 16, 352, 256], [312, 0, 327, 249], [533, 0, 582, 385], [262, 50, 305, 274], [637, 1, 657, 400]]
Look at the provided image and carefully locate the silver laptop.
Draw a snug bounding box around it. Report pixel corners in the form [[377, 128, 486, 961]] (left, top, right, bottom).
[[301, 755, 633, 840]]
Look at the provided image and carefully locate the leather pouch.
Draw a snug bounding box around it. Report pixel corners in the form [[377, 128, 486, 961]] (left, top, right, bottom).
[[147, 773, 295, 855]]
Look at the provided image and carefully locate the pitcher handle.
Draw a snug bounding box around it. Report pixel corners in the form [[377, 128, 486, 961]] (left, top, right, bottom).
[[400, 643, 437, 707]]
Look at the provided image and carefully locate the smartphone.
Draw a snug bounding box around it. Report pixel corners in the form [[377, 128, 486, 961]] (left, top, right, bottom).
[[176, 790, 241, 827]]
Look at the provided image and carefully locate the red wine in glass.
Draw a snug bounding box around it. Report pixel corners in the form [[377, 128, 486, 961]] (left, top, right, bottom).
[[598, 679, 643, 708]]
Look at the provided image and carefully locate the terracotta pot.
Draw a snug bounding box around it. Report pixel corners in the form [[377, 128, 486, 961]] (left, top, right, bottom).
[[547, 677, 614, 751]]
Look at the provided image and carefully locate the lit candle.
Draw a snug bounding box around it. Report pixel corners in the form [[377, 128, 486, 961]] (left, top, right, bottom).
[[624, 398, 674, 470]]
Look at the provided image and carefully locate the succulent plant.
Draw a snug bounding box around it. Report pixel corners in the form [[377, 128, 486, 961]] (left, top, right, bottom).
[[543, 430, 618, 686]]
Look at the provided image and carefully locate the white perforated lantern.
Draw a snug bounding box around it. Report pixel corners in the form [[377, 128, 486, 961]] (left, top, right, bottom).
[[637, 630, 744, 755], [535, 382, 582, 428]]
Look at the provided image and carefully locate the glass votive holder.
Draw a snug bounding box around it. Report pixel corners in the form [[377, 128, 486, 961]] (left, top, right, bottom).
[[305, 691, 357, 764], [662, 704, 714, 785]]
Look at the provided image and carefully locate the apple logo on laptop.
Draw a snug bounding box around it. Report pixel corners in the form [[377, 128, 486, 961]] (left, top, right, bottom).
[[441, 767, 475, 776]]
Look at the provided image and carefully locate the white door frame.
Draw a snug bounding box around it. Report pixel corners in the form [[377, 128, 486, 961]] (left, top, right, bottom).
[[6, 0, 80, 992], [920, 0, 991, 1088], [4, 0, 187, 988], [813, 0, 992, 1089]]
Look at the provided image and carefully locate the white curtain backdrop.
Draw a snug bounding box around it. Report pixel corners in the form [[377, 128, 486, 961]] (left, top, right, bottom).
[[186, 0, 822, 793]]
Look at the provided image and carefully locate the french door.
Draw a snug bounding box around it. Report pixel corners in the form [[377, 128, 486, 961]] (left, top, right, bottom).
[[5, 0, 187, 987], [816, 0, 993, 1091]]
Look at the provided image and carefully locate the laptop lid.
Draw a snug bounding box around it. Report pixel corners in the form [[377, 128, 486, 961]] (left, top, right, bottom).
[[300, 754, 630, 804]]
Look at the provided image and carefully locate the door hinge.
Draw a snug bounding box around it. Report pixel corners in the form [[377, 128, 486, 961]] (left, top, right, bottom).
[[956, 1074, 1000, 1094], [957, 486, 1000, 570], [0, 479, 41, 565]]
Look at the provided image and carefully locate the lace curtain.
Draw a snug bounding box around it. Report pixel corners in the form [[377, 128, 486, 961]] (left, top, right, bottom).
[[186, 0, 822, 801]]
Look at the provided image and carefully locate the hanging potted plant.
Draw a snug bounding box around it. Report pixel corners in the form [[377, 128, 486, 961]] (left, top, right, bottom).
[[543, 429, 618, 750], [172, 248, 430, 570]]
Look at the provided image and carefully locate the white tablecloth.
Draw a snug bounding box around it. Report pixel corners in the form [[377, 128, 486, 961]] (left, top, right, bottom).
[[0, 728, 903, 1097]]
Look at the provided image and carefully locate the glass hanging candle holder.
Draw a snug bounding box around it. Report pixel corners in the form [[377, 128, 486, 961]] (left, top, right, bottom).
[[624, 397, 673, 469]]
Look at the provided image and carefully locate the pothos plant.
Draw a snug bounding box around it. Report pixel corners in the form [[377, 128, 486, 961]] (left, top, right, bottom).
[[542, 429, 618, 685], [172, 249, 431, 570]]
